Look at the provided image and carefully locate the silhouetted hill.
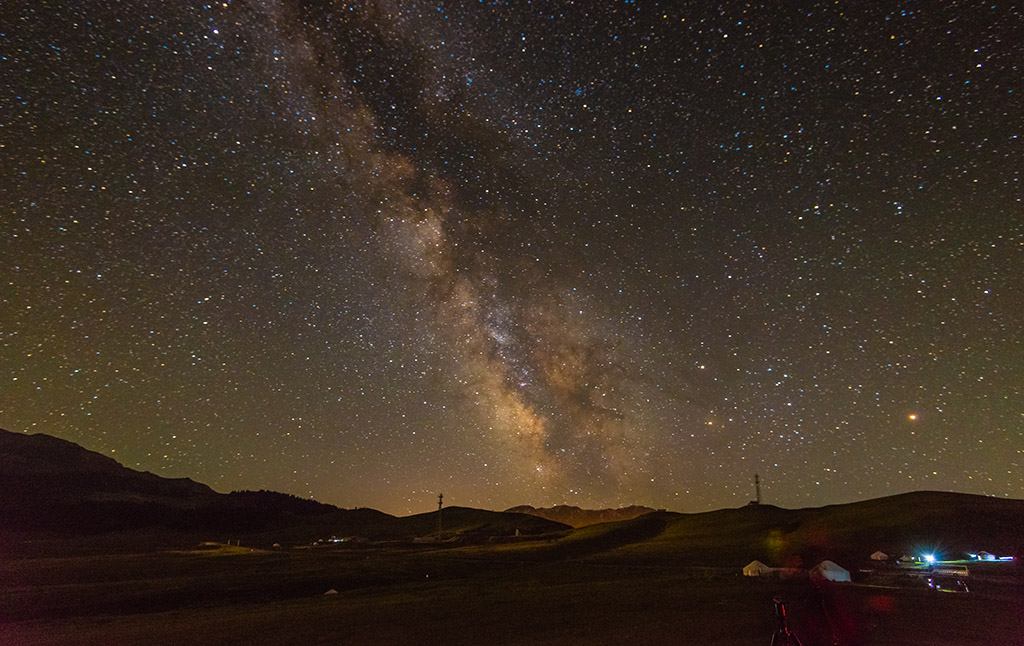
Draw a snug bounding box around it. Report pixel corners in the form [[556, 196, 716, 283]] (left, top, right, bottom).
[[505, 504, 657, 527], [0, 429, 345, 534], [395, 506, 569, 540], [7, 429, 1021, 563], [571, 491, 1024, 567], [0, 429, 568, 541], [0, 428, 215, 502]]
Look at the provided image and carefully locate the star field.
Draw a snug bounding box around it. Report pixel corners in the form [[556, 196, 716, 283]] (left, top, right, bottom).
[[2, 1, 1022, 514]]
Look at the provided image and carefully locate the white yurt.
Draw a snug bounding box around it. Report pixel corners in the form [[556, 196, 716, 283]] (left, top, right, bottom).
[[810, 560, 851, 582], [743, 560, 772, 577]]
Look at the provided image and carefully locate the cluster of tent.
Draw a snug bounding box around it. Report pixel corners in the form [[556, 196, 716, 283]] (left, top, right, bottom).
[[742, 559, 851, 582]]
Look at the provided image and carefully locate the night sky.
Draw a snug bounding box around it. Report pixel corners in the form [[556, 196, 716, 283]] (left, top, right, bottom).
[[3, 1, 1022, 515]]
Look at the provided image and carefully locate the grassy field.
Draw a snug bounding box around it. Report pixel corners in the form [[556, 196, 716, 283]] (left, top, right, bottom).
[[2, 532, 1022, 646]]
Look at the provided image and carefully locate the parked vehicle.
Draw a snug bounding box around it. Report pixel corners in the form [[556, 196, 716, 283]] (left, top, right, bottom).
[[927, 575, 969, 593]]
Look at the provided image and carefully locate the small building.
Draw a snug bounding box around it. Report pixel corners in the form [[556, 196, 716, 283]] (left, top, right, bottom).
[[870, 550, 889, 561], [743, 560, 772, 577], [976, 551, 996, 561], [810, 560, 851, 582]]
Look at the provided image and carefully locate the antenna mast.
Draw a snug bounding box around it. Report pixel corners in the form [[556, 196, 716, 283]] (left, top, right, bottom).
[[437, 492, 443, 542], [755, 473, 762, 505]]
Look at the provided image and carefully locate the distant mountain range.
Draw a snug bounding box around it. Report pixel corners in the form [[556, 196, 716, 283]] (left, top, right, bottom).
[[505, 504, 658, 527], [0, 429, 567, 540], [4, 429, 1023, 566]]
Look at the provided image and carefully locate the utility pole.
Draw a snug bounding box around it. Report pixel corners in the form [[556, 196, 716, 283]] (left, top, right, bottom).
[[755, 473, 762, 505], [437, 492, 443, 542]]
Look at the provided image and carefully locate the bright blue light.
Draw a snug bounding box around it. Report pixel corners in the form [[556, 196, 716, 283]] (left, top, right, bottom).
[[924, 554, 936, 564]]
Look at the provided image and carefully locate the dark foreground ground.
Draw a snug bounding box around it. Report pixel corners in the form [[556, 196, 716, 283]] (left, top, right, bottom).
[[2, 536, 1022, 646]]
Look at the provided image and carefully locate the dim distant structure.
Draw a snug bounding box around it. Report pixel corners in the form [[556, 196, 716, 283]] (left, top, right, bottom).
[[748, 473, 762, 506], [437, 492, 443, 542]]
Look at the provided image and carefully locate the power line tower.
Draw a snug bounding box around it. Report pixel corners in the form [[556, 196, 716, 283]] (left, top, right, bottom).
[[749, 474, 762, 506], [437, 492, 443, 542]]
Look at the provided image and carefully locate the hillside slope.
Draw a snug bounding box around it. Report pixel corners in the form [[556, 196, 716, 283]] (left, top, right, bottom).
[[505, 504, 657, 527], [586, 492, 1024, 567], [0, 429, 568, 540], [0, 427, 216, 502], [0, 429, 348, 534], [396, 506, 568, 540]]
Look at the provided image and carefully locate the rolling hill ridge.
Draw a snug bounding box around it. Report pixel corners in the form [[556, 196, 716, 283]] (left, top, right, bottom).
[[3, 428, 1023, 568], [505, 504, 657, 527], [0, 429, 566, 539]]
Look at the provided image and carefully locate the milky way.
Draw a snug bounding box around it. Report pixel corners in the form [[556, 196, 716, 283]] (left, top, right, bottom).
[[2, 1, 1022, 514]]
